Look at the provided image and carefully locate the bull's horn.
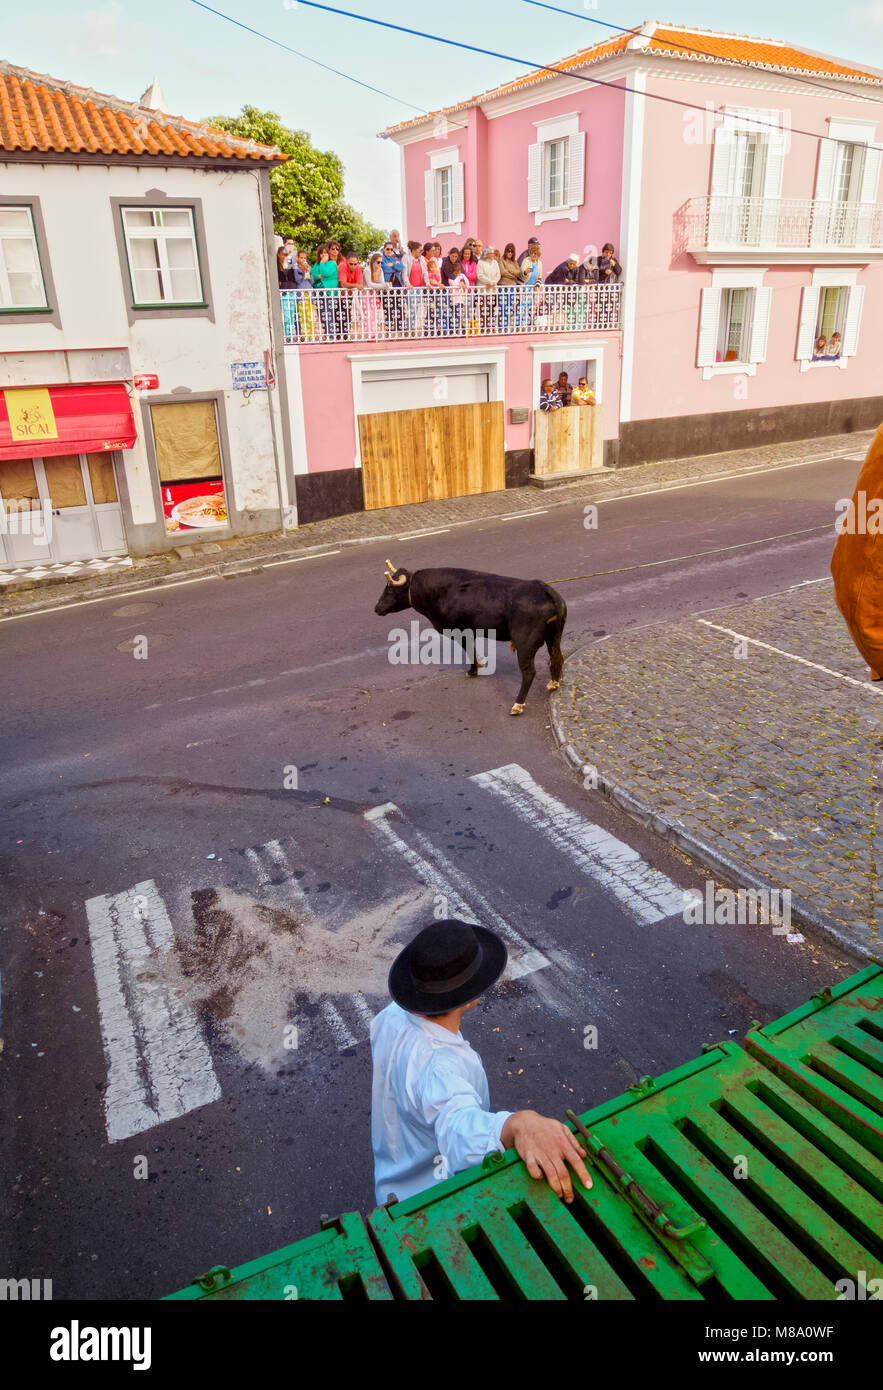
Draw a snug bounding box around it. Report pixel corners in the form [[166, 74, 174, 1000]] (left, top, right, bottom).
[[385, 558, 407, 586]]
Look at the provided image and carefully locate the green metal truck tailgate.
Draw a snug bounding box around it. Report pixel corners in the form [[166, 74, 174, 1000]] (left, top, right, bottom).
[[745, 964, 883, 1160], [162, 967, 883, 1301], [163, 1211, 393, 1301], [369, 1039, 883, 1300]]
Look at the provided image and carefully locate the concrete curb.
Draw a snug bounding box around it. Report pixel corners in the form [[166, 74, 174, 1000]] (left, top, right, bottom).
[[0, 436, 872, 620], [548, 676, 873, 964]]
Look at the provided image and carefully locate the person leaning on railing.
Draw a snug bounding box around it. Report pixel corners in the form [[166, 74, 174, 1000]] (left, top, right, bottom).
[[519, 241, 542, 330], [476, 247, 501, 333], [337, 250, 365, 339], [498, 243, 521, 332], [361, 252, 388, 340], [290, 249, 317, 341], [310, 245, 339, 341]]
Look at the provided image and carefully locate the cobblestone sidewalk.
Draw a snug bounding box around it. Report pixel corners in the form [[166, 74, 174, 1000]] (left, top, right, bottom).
[[552, 580, 883, 958], [0, 427, 873, 618]]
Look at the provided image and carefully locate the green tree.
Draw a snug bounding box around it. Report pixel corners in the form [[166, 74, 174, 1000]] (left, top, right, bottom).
[[205, 105, 386, 258]]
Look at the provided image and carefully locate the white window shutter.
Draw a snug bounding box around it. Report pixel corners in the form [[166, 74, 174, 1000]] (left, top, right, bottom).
[[860, 144, 882, 202], [842, 284, 865, 356], [567, 130, 586, 207], [527, 143, 542, 213], [697, 288, 721, 367], [453, 161, 465, 223], [747, 286, 772, 363], [814, 137, 836, 202], [424, 169, 434, 227], [796, 286, 820, 360], [763, 132, 786, 199], [710, 130, 735, 195]]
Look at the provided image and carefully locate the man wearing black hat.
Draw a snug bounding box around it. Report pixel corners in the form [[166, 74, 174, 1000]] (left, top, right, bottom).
[[370, 920, 592, 1207]]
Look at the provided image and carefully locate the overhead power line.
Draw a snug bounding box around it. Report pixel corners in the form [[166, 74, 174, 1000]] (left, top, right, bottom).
[[282, 0, 872, 145], [191, 0, 427, 113]]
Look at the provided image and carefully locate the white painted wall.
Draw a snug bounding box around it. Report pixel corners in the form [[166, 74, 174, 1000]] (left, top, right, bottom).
[[0, 162, 284, 526]]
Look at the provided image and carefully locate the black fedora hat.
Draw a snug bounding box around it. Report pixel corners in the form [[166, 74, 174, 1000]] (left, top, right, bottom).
[[389, 920, 508, 1014]]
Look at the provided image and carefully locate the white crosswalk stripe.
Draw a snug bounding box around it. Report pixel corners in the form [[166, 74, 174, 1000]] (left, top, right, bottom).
[[471, 763, 685, 925], [85, 880, 221, 1144], [364, 802, 552, 984]]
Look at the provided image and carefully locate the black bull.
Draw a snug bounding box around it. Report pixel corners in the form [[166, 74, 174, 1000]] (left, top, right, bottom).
[[374, 562, 567, 715]]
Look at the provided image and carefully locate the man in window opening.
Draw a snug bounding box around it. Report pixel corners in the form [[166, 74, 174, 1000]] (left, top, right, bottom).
[[826, 332, 842, 359], [539, 378, 563, 411], [370, 919, 593, 1207], [812, 335, 828, 361], [570, 376, 595, 406], [555, 370, 573, 406]]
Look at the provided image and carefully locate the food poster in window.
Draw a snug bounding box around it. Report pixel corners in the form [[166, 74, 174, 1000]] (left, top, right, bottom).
[[162, 478, 227, 532]]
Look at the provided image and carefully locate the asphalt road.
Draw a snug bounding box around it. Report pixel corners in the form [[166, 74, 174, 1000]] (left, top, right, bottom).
[[0, 452, 863, 1300]]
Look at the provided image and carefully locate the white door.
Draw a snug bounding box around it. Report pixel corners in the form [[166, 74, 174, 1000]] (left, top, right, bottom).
[[0, 458, 52, 566]]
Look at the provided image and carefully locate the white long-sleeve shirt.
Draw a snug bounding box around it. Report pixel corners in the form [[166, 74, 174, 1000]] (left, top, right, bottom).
[[370, 1001, 512, 1206]]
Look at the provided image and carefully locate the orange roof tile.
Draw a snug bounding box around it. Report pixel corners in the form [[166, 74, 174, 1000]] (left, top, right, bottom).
[[380, 22, 883, 136], [0, 59, 288, 163]]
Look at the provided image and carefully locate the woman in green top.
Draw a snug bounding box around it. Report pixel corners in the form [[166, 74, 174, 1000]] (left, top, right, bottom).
[[311, 245, 339, 339]]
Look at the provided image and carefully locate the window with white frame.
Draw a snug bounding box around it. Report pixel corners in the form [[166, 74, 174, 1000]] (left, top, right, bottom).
[[709, 108, 788, 246], [0, 206, 48, 310], [697, 271, 772, 376], [813, 120, 882, 248], [424, 149, 464, 234], [545, 138, 569, 210], [121, 206, 204, 306], [528, 115, 586, 223], [716, 288, 752, 362], [797, 271, 864, 368]]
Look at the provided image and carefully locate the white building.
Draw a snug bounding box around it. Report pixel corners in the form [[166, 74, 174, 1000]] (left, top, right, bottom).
[[0, 60, 295, 572]]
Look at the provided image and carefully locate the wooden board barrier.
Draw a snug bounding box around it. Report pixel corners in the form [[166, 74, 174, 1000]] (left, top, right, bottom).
[[358, 401, 505, 510]]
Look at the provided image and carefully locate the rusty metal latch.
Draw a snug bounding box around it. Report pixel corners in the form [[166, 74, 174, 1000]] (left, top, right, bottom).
[[626, 1075, 655, 1098], [193, 1265, 233, 1293], [566, 1110, 705, 1242]]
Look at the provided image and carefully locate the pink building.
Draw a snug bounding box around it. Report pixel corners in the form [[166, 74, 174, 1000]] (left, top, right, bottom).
[[284, 23, 883, 521]]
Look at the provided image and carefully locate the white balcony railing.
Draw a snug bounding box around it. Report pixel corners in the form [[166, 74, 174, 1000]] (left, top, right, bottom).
[[675, 196, 883, 257], [280, 283, 622, 345]]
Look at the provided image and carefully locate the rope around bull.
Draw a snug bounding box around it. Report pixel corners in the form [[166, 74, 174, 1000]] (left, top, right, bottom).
[[543, 522, 832, 585]]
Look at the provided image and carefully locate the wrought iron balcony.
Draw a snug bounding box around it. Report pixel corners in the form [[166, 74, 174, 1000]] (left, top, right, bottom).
[[675, 195, 883, 263], [280, 282, 622, 345]]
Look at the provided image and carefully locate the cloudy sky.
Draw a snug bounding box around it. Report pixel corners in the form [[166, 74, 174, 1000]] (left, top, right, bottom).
[[7, 1, 883, 230]]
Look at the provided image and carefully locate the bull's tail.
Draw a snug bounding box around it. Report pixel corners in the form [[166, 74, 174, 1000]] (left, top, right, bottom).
[[543, 586, 567, 687]]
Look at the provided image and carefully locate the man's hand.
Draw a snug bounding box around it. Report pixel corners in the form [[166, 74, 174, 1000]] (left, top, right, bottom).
[[501, 1110, 592, 1203]]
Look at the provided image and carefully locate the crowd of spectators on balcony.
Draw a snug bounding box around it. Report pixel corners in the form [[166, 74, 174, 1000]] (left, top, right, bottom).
[[276, 228, 622, 342]]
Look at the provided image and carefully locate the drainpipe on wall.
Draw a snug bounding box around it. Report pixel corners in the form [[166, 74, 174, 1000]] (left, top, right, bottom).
[[249, 168, 288, 537]]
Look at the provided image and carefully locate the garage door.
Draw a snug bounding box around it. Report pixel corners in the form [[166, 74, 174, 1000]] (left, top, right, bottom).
[[360, 365, 490, 415]]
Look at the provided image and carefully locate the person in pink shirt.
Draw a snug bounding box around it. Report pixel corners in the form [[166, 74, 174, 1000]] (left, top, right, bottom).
[[408, 249, 426, 336], [460, 244, 478, 288], [337, 251, 364, 338]]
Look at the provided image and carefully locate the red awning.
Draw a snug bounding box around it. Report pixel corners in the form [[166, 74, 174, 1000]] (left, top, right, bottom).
[[0, 382, 137, 460]]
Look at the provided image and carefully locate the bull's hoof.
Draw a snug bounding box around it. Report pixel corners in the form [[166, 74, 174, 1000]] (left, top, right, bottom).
[[547, 680, 559, 691], [509, 642, 516, 652], [510, 703, 525, 716], [465, 668, 478, 678]]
